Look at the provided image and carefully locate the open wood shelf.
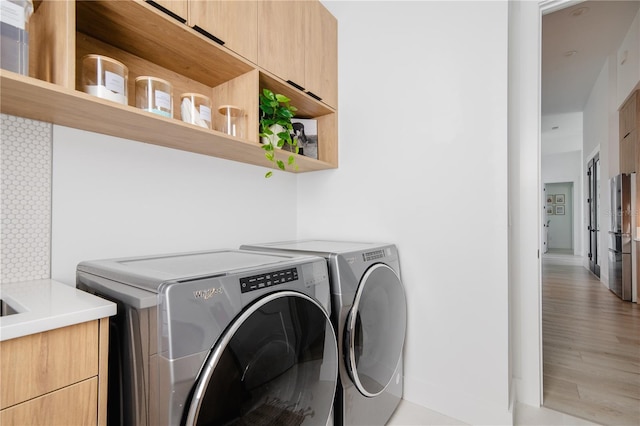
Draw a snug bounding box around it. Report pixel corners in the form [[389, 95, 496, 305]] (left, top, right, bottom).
[[3, 0, 338, 174], [0, 71, 335, 172], [76, 0, 255, 89]]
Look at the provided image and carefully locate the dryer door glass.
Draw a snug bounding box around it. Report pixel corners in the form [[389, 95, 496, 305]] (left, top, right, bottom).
[[345, 263, 407, 397], [185, 291, 338, 426]]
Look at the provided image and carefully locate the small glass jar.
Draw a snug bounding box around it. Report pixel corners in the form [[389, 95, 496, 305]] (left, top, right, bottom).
[[180, 93, 212, 129], [0, 0, 34, 76], [217, 105, 244, 138], [135, 76, 173, 118], [82, 54, 128, 105]]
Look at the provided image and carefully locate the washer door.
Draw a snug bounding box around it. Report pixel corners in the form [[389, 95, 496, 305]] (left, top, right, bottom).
[[184, 291, 338, 426], [345, 263, 407, 397]]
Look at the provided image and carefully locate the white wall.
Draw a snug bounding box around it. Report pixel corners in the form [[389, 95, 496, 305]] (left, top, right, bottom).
[[301, 1, 511, 424], [542, 150, 583, 255], [51, 126, 299, 285], [583, 56, 616, 286], [617, 9, 640, 108]]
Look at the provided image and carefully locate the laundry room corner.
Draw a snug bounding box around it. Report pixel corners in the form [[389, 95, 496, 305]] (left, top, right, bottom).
[[298, 1, 512, 425]]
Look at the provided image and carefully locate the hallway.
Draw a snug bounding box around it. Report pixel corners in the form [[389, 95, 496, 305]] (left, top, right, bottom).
[[542, 259, 640, 425]]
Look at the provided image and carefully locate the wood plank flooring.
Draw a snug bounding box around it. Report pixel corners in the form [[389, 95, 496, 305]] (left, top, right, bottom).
[[542, 261, 640, 425]]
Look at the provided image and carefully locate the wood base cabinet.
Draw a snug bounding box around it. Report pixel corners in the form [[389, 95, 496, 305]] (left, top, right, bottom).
[[0, 319, 110, 426], [1, 0, 338, 174]]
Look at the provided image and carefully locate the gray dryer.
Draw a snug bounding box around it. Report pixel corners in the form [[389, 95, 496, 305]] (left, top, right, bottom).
[[241, 241, 407, 426]]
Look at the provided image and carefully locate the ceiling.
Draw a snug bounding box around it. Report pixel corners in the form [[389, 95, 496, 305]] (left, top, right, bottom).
[[541, 0, 639, 152]]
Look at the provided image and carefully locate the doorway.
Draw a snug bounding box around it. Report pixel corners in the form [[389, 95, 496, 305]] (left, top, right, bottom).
[[544, 182, 574, 255], [587, 154, 601, 277]]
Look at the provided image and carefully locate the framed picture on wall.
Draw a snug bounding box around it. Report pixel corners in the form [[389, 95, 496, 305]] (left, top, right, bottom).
[[555, 205, 565, 215], [546, 206, 554, 215], [555, 194, 565, 204], [546, 195, 554, 205]]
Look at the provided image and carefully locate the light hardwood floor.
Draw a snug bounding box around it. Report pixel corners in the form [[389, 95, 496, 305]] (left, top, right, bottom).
[[542, 260, 640, 425]]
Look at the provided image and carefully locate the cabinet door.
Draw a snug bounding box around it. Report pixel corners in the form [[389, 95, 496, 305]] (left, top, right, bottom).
[[620, 130, 637, 174], [189, 1, 257, 63], [258, 0, 306, 90], [0, 379, 98, 426], [150, 0, 189, 21], [0, 321, 98, 409], [631, 129, 638, 173], [620, 91, 637, 138], [305, 0, 337, 107], [636, 130, 640, 173]]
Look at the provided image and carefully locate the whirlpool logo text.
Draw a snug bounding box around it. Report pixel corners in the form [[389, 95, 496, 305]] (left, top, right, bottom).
[[193, 287, 224, 300]]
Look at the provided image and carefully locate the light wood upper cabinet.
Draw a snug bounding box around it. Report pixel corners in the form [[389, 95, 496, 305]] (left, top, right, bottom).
[[258, 0, 306, 89], [620, 129, 636, 174], [148, 0, 189, 21], [258, 0, 337, 108], [305, 0, 337, 108], [189, 1, 258, 63], [1, 0, 338, 173], [619, 91, 639, 174], [620, 91, 637, 139]]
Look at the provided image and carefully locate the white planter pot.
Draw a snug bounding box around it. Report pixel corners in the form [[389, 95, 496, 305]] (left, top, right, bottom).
[[261, 124, 285, 148]]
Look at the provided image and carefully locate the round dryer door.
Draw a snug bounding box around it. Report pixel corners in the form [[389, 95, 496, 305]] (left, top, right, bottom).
[[184, 291, 338, 426], [345, 263, 407, 397]]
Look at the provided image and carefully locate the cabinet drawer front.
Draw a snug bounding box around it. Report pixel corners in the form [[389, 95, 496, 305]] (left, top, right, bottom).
[[0, 321, 99, 409], [0, 377, 98, 426]]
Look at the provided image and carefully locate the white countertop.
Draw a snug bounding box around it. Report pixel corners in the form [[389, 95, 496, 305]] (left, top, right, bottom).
[[0, 279, 116, 342]]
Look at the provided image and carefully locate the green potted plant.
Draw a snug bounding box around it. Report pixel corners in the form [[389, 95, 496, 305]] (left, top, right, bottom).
[[259, 88, 299, 178]]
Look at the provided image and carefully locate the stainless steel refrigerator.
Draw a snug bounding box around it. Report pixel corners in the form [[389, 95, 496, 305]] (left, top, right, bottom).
[[609, 173, 632, 301]]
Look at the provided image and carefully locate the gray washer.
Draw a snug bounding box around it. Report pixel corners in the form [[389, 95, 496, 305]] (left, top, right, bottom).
[[240, 241, 407, 426], [77, 249, 338, 426]]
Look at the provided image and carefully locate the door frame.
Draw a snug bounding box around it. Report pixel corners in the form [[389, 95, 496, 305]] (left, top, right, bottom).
[[508, 0, 587, 408], [587, 153, 601, 276]]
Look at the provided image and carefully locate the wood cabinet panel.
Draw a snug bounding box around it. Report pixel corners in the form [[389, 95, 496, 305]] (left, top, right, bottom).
[[305, 0, 337, 107], [28, 0, 75, 88], [149, 0, 189, 21], [620, 91, 637, 138], [189, 1, 258, 63], [258, 0, 337, 107], [619, 90, 639, 174], [0, 320, 98, 409], [0, 378, 98, 426], [258, 0, 306, 89], [620, 130, 636, 174], [212, 70, 259, 143], [97, 318, 110, 426]]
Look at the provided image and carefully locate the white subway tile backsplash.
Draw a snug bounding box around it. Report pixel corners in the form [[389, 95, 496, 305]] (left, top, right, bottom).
[[1, 114, 52, 283]]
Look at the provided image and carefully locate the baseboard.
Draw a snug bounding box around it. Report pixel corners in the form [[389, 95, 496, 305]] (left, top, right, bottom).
[[403, 376, 514, 425]]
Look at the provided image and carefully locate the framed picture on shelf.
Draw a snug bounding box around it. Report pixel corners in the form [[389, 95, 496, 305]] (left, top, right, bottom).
[[546, 195, 554, 205], [554, 194, 565, 204], [546, 206, 554, 215], [290, 118, 318, 160], [555, 205, 565, 215]]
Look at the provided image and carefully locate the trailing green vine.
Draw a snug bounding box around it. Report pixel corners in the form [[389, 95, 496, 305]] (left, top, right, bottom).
[[259, 89, 299, 178]]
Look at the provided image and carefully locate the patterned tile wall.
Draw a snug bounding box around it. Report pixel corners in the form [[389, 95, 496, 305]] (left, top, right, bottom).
[[1, 114, 52, 283]]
